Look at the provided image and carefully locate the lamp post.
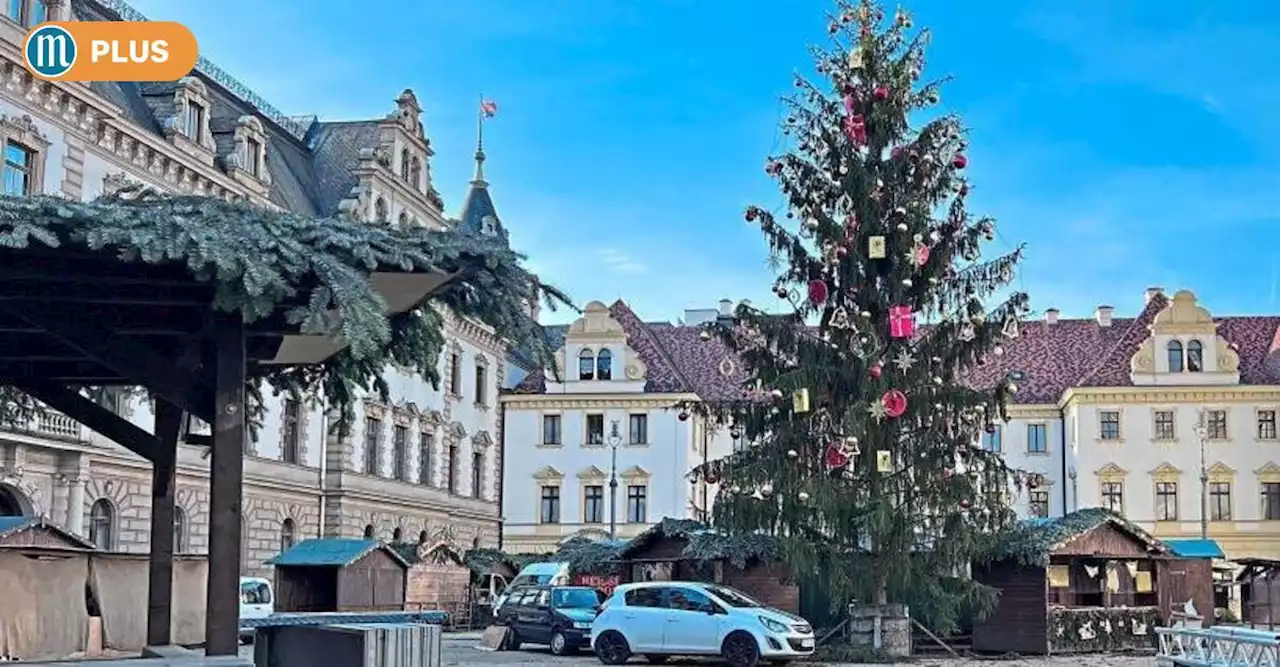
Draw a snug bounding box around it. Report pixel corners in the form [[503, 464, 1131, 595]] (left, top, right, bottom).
[[608, 420, 622, 540], [1194, 410, 1209, 540]]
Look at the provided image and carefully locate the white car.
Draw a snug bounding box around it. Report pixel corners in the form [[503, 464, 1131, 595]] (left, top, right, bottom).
[[590, 581, 815, 667]]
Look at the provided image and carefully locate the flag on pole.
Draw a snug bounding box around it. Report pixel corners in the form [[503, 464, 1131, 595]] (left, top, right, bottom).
[[480, 100, 498, 118]]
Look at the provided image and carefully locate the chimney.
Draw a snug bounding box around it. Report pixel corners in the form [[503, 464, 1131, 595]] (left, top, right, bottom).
[[1145, 286, 1164, 304], [1095, 305, 1114, 327], [1045, 308, 1059, 325], [718, 299, 734, 317]]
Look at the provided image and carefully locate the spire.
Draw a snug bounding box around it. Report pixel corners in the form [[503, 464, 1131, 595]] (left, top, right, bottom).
[[472, 144, 487, 186], [458, 95, 505, 242]]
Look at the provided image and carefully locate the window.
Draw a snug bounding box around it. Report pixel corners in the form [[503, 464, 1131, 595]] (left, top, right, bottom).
[[89, 499, 114, 550], [668, 587, 717, 613], [1187, 339, 1204, 372], [1026, 423, 1047, 453], [449, 352, 462, 395], [597, 349, 613, 380], [540, 485, 561, 523], [419, 431, 434, 485], [4, 0, 19, 22], [1154, 410, 1175, 441], [393, 527, 403, 541], [184, 101, 204, 141], [981, 426, 1001, 452], [1166, 340, 1184, 372], [397, 211, 409, 227], [280, 518, 295, 553], [1099, 411, 1121, 440], [586, 414, 605, 445], [1207, 410, 1228, 440], [446, 443, 458, 493], [1263, 483, 1280, 521], [363, 524, 375, 539], [30, 0, 44, 24], [584, 485, 604, 523], [363, 417, 382, 475], [393, 425, 409, 481], [410, 157, 422, 189], [629, 414, 648, 445], [3, 141, 33, 196], [241, 579, 271, 605], [1101, 482, 1124, 513], [1210, 482, 1232, 521], [624, 587, 663, 608], [375, 197, 388, 223], [281, 399, 301, 464], [578, 349, 595, 380], [400, 148, 411, 181], [472, 451, 483, 498], [627, 485, 647, 523], [542, 415, 562, 445], [1155, 482, 1178, 521], [245, 136, 262, 176], [475, 362, 487, 405], [173, 507, 187, 553], [1259, 411, 1278, 440], [1028, 490, 1049, 518]]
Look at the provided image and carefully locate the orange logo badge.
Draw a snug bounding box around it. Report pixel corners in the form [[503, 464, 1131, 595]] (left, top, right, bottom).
[[24, 21, 198, 82]]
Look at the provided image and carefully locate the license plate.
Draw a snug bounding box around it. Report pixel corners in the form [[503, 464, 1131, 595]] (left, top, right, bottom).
[[799, 638, 814, 648]]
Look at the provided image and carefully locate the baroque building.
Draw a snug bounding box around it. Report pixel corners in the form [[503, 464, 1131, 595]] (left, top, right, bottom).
[[0, 0, 514, 575], [500, 300, 745, 552]]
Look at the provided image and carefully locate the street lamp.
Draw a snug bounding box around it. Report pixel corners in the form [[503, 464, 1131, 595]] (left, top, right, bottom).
[[607, 420, 622, 539], [1194, 410, 1209, 540]]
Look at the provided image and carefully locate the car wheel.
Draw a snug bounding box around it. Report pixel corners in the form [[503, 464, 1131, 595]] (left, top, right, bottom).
[[721, 631, 762, 667], [594, 630, 632, 665], [550, 629, 574, 656], [644, 655, 670, 664], [501, 627, 521, 651]]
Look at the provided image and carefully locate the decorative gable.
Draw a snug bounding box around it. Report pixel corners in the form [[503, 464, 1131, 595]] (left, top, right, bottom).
[[533, 465, 564, 481], [577, 465, 608, 481], [1130, 290, 1240, 386], [1255, 462, 1280, 483], [621, 465, 651, 482], [1149, 463, 1181, 482], [1095, 463, 1127, 479], [554, 301, 648, 390]]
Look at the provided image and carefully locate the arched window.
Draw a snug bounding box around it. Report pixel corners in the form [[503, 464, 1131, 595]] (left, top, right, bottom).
[[1187, 340, 1204, 372], [1166, 340, 1184, 372], [578, 348, 595, 381], [363, 524, 375, 539], [400, 149, 411, 181], [398, 211, 409, 227], [89, 499, 114, 550], [173, 507, 187, 553], [410, 157, 422, 189], [472, 537, 481, 549], [392, 527, 404, 542], [596, 349, 613, 380], [374, 198, 388, 223], [418, 530, 428, 544], [280, 518, 296, 554]]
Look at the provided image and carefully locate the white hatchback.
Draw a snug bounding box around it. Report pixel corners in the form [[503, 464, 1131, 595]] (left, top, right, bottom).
[[590, 581, 815, 667]]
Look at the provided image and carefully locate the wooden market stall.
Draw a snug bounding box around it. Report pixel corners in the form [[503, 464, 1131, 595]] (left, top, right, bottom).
[[391, 540, 475, 628], [267, 539, 409, 613], [973, 508, 1213, 655], [616, 518, 797, 614], [1237, 558, 1280, 628]]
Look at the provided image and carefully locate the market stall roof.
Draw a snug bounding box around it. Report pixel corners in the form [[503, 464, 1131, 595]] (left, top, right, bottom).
[[269, 539, 410, 569], [1164, 539, 1226, 559]]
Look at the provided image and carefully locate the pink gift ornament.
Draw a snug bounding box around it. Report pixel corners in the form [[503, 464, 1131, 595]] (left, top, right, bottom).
[[889, 305, 916, 339]]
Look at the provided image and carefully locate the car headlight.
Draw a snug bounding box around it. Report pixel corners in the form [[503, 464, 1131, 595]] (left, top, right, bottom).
[[759, 616, 789, 633], [573, 621, 591, 630]]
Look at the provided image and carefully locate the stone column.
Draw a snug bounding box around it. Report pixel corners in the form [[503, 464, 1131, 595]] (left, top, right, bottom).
[[43, 0, 69, 21], [67, 476, 85, 535]]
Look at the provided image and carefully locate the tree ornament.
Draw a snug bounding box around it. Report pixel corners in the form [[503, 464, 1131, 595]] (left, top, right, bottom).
[[874, 86, 890, 100], [958, 322, 976, 342], [876, 450, 893, 473], [798, 491, 810, 502], [825, 443, 849, 469], [792, 388, 811, 413], [848, 47, 863, 68], [902, 278, 913, 287], [869, 361, 883, 379], [867, 400, 888, 423], [769, 388, 784, 399], [953, 154, 968, 169], [888, 305, 916, 338], [1002, 318, 1020, 339], [744, 206, 758, 222], [892, 349, 916, 372], [843, 435, 860, 454], [915, 243, 930, 267], [867, 235, 887, 259], [787, 449, 799, 459], [829, 306, 853, 329], [881, 389, 908, 418], [808, 280, 829, 306], [993, 345, 1005, 356], [705, 469, 721, 485], [678, 410, 690, 422], [761, 483, 774, 497]]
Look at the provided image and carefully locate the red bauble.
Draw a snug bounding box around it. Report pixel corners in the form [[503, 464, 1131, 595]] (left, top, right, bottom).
[[959, 499, 971, 509], [874, 86, 889, 100], [881, 390, 908, 418], [744, 207, 757, 222], [836, 245, 849, 258], [953, 154, 968, 169], [808, 280, 829, 306], [828, 21, 839, 34], [869, 362, 883, 379], [825, 443, 849, 469]]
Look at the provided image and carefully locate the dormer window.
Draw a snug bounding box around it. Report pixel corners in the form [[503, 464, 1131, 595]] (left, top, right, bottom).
[[184, 101, 204, 141], [1167, 341, 1184, 372], [578, 348, 595, 380], [1187, 340, 1204, 372], [597, 349, 613, 380], [167, 77, 215, 155], [245, 137, 261, 176]]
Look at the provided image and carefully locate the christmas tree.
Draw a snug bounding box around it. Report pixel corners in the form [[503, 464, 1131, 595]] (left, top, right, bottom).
[[695, 0, 1035, 633]]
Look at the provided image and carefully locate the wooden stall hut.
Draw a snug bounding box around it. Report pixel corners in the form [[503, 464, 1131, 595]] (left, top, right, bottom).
[[0, 518, 97, 661], [268, 539, 410, 613], [393, 541, 475, 628], [1165, 539, 1231, 619], [616, 518, 796, 613], [973, 508, 1213, 655], [1237, 558, 1280, 628]]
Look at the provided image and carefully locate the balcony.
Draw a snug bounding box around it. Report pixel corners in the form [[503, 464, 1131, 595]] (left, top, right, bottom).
[[2, 409, 86, 442]]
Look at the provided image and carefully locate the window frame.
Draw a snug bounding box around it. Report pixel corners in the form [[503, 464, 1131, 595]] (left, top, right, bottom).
[[363, 416, 383, 476], [1209, 481, 1232, 521], [1263, 482, 1280, 521], [539, 485, 561, 524], [629, 413, 648, 445], [1099, 410, 1121, 440], [392, 424, 410, 481], [1101, 481, 1124, 513], [1026, 423, 1047, 454], [1155, 481, 1178, 521], [281, 398, 301, 464], [1187, 339, 1204, 372], [1028, 489, 1049, 518], [418, 430, 434, 486], [471, 450, 484, 499], [626, 484, 648, 523], [1258, 409, 1278, 441], [1153, 409, 1176, 441], [583, 484, 605, 524], [577, 348, 595, 381], [585, 414, 605, 446], [541, 414, 562, 446], [1206, 409, 1228, 441], [596, 349, 613, 380]]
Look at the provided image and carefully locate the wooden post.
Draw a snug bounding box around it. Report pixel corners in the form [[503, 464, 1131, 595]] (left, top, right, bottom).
[[146, 399, 183, 647], [205, 311, 246, 657]]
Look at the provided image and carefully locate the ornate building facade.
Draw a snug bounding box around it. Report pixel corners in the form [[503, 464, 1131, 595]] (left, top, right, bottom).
[[0, 0, 512, 575]]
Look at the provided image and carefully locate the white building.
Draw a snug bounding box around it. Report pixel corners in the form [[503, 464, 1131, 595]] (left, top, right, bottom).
[[975, 287, 1280, 560], [500, 300, 743, 552], [0, 0, 516, 575]]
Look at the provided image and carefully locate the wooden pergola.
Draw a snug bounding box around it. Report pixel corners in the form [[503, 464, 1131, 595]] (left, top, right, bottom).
[[0, 244, 451, 656]]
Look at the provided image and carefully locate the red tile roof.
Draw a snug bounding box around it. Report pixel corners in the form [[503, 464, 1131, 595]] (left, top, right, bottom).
[[511, 294, 1280, 404]]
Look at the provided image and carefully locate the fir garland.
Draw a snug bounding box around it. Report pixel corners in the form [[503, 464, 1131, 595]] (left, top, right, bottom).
[[0, 185, 571, 427]]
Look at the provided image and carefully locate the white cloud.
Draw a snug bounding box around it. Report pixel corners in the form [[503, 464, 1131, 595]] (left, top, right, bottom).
[[595, 248, 648, 275]]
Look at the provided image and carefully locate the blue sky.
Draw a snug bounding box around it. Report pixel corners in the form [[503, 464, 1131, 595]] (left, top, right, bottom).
[[130, 0, 1280, 325]]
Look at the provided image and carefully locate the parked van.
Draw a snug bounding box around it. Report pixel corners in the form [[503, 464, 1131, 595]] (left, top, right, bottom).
[[238, 576, 274, 641], [493, 562, 570, 612]]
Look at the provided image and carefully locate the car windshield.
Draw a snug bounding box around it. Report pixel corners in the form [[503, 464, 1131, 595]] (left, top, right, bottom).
[[552, 588, 600, 608], [705, 585, 760, 608]]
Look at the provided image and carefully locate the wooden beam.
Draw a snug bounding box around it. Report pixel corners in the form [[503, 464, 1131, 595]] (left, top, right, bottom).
[[0, 279, 213, 306], [0, 302, 214, 421], [205, 309, 245, 657], [146, 399, 182, 647], [14, 380, 163, 461]]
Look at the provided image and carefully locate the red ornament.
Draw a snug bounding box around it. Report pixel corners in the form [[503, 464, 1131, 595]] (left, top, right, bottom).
[[808, 280, 829, 306], [874, 86, 889, 100], [825, 443, 850, 469], [843, 96, 868, 146], [888, 305, 916, 338], [678, 411, 690, 422], [844, 213, 858, 238], [953, 154, 968, 169], [881, 390, 908, 418], [869, 361, 883, 379], [915, 244, 930, 267], [744, 207, 758, 222], [836, 245, 849, 258], [959, 498, 971, 509], [891, 146, 903, 159]]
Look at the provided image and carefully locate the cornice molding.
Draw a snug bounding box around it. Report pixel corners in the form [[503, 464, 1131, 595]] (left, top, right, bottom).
[[501, 393, 699, 411], [1059, 385, 1280, 408]]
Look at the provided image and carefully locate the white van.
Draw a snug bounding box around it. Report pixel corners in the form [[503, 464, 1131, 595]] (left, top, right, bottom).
[[238, 576, 274, 640], [492, 562, 570, 613]]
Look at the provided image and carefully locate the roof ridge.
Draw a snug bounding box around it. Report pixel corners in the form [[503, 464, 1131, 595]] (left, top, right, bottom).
[[609, 300, 693, 393], [1074, 293, 1170, 387]]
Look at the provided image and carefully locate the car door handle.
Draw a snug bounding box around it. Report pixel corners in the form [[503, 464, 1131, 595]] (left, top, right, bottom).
[[622, 614, 636, 619]]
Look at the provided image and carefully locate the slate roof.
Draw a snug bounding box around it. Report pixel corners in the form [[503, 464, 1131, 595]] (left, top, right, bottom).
[[512, 292, 1280, 404], [268, 538, 410, 568]]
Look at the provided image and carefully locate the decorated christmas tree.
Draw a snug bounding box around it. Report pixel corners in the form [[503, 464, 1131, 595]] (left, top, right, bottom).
[[693, 0, 1036, 635]]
